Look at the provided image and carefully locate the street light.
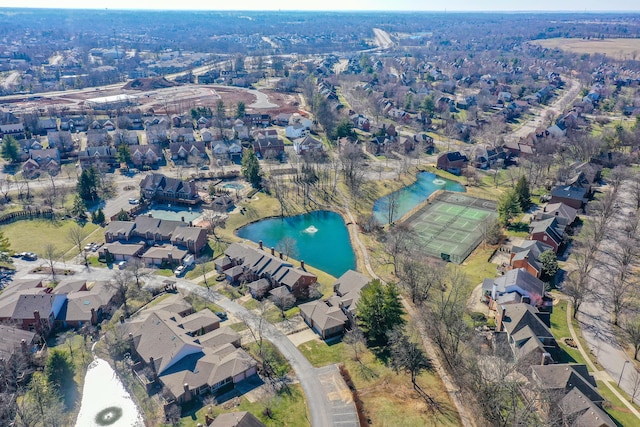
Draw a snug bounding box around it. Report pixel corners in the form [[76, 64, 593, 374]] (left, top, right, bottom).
[[619, 360, 630, 387]]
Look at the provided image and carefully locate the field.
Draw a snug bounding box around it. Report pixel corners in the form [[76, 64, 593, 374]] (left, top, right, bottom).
[[403, 192, 497, 264], [530, 38, 640, 60]]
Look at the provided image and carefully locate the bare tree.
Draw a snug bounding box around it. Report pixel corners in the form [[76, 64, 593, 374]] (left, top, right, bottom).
[[110, 270, 133, 317], [275, 237, 298, 261], [385, 222, 416, 276], [270, 290, 296, 319], [126, 258, 148, 288], [43, 244, 59, 283], [398, 255, 444, 305], [197, 256, 212, 288], [621, 309, 640, 360], [343, 325, 366, 362], [66, 224, 88, 266], [201, 209, 225, 241]]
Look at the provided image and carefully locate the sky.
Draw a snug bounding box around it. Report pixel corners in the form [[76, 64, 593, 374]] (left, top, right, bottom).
[[0, 0, 638, 12]]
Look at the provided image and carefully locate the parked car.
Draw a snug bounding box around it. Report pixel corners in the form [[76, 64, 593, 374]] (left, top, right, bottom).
[[215, 311, 228, 321], [22, 252, 38, 261], [128, 198, 139, 205], [117, 260, 127, 270], [174, 265, 186, 276]]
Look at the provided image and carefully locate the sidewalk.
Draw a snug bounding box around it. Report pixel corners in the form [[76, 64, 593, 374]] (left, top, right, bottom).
[[566, 301, 640, 419]]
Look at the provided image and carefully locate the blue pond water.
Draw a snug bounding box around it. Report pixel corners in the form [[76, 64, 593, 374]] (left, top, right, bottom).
[[373, 172, 465, 224], [237, 210, 355, 278]]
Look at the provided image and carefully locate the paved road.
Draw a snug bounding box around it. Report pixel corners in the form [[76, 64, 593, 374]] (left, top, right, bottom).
[[11, 260, 355, 427], [576, 181, 640, 402]]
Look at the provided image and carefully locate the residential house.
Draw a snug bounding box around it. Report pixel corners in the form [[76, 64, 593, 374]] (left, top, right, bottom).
[[146, 124, 170, 145], [549, 185, 587, 211], [59, 116, 87, 132], [46, 131, 74, 153], [169, 142, 207, 163], [350, 114, 371, 132], [140, 173, 200, 205], [222, 243, 317, 299], [140, 245, 189, 266], [482, 268, 550, 310], [129, 145, 163, 167], [112, 130, 140, 145], [36, 118, 58, 134], [285, 123, 309, 139], [170, 226, 209, 254], [436, 151, 468, 175], [0, 294, 66, 337], [207, 411, 266, 427], [530, 364, 615, 427], [200, 129, 213, 143], [252, 133, 284, 160], [168, 128, 196, 143], [77, 146, 118, 170], [528, 217, 564, 254], [54, 281, 119, 329], [293, 135, 323, 156], [124, 295, 257, 405], [24, 148, 61, 176], [99, 241, 146, 261], [495, 303, 557, 364], [0, 122, 25, 139], [243, 113, 271, 128], [509, 241, 554, 279], [274, 113, 292, 126], [299, 270, 369, 339], [232, 119, 249, 140], [86, 129, 111, 147], [534, 203, 578, 228]]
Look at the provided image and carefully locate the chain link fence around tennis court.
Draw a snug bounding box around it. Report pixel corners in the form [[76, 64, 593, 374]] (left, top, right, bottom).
[[403, 191, 497, 264]]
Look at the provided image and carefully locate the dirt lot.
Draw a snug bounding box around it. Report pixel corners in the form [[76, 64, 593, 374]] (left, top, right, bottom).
[[530, 38, 640, 60]]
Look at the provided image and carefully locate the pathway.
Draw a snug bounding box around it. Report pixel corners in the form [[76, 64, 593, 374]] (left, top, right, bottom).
[[336, 188, 475, 427], [566, 300, 640, 418]]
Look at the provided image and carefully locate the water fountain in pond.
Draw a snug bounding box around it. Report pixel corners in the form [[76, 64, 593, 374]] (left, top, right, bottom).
[[303, 225, 318, 234], [432, 179, 446, 185]]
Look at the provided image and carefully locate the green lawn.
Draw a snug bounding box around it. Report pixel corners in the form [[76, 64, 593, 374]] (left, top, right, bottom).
[[597, 380, 640, 427], [549, 299, 588, 365], [0, 219, 101, 259]]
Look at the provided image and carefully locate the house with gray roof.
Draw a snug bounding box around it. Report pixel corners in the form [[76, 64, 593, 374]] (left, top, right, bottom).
[[534, 202, 578, 228], [495, 303, 557, 364], [207, 411, 266, 427], [140, 173, 200, 205], [55, 281, 118, 329], [483, 268, 549, 310], [509, 241, 554, 279], [529, 217, 564, 253]]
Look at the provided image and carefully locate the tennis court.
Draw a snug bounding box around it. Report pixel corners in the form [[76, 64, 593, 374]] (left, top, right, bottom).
[[403, 192, 498, 263]]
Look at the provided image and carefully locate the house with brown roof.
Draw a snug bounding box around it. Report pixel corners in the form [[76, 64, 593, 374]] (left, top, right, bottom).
[[54, 281, 119, 329], [436, 151, 468, 175], [299, 270, 370, 339], [169, 142, 207, 163], [140, 173, 200, 205], [509, 241, 554, 279], [222, 243, 317, 299], [528, 217, 564, 254], [207, 411, 266, 427], [124, 295, 257, 406], [129, 144, 163, 167]]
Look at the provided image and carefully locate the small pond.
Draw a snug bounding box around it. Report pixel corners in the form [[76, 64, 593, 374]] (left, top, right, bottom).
[[139, 204, 202, 223], [373, 171, 465, 224], [237, 210, 355, 278], [223, 182, 245, 190], [75, 358, 144, 427]]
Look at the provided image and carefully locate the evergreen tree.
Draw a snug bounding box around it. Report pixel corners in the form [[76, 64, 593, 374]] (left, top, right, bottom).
[[115, 209, 130, 221], [45, 350, 75, 393], [1, 135, 20, 163], [356, 280, 405, 345], [241, 147, 261, 188], [116, 143, 131, 164], [76, 167, 100, 202], [539, 250, 559, 283], [71, 195, 87, 220], [92, 208, 105, 224], [497, 189, 521, 226], [515, 175, 532, 211], [0, 230, 11, 261], [236, 101, 246, 119]]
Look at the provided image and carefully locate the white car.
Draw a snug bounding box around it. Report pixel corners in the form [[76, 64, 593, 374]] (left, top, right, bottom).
[[174, 265, 186, 276], [128, 198, 139, 205], [117, 261, 127, 270]]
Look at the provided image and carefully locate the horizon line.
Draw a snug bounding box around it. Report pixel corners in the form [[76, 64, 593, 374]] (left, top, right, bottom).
[[2, 7, 640, 13]]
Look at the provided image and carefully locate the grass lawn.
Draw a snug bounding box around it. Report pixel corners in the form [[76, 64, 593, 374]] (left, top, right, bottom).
[[187, 384, 308, 427], [0, 219, 101, 259], [548, 299, 588, 365], [597, 380, 640, 427], [298, 340, 460, 427], [459, 246, 498, 295]]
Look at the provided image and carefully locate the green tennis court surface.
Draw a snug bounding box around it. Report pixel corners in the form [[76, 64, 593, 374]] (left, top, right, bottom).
[[403, 192, 498, 263]]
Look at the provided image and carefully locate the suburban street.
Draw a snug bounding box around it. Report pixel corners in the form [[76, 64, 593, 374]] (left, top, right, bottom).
[[577, 181, 640, 402], [10, 259, 358, 427]]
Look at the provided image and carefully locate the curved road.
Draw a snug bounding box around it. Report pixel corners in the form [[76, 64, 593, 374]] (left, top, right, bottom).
[[11, 260, 349, 427]]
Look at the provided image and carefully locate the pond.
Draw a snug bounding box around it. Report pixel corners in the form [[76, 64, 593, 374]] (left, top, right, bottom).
[[223, 182, 245, 190], [236, 210, 355, 278], [373, 171, 465, 224], [75, 358, 144, 427], [139, 204, 202, 223]]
